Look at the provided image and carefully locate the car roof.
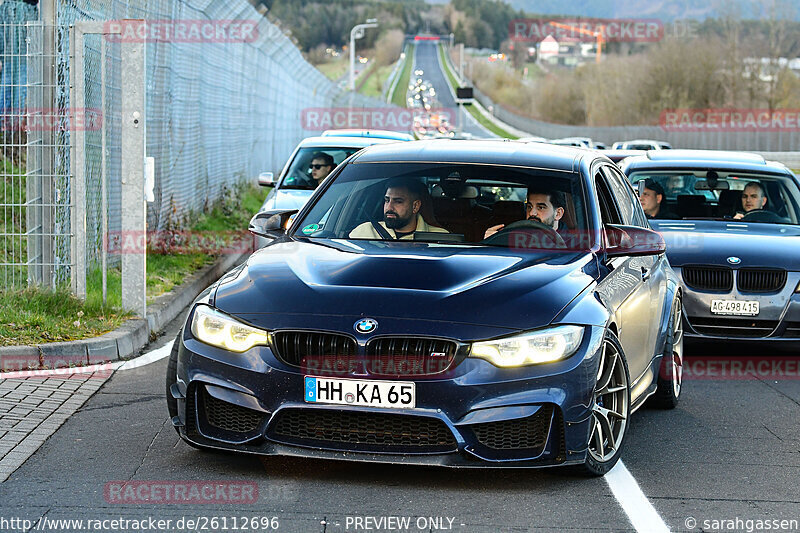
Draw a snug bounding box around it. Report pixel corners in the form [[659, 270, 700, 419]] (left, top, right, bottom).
[[620, 149, 792, 175], [321, 129, 415, 141], [603, 149, 648, 162], [295, 136, 401, 149], [349, 139, 597, 172]]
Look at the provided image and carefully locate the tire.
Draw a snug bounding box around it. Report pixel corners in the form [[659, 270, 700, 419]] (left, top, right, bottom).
[[649, 296, 683, 409], [578, 329, 631, 477], [165, 334, 180, 427]]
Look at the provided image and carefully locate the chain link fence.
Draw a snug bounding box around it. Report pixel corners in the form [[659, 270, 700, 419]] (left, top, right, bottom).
[[1, 0, 388, 293]]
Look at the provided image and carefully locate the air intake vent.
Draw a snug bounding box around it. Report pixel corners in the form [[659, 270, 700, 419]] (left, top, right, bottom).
[[268, 409, 457, 453], [470, 405, 554, 451]]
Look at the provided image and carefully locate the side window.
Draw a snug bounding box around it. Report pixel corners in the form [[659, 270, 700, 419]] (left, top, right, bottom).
[[602, 165, 644, 226], [594, 171, 622, 226]]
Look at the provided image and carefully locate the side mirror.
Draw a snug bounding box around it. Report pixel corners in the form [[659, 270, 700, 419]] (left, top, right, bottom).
[[248, 209, 298, 238], [603, 224, 665, 257], [258, 172, 276, 187]]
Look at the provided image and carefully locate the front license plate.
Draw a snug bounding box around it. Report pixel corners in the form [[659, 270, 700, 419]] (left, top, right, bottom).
[[304, 376, 415, 409], [710, 299, 759, 316]]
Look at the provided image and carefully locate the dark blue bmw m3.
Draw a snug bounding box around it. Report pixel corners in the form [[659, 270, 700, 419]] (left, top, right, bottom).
[[167, 140, 683, 476]]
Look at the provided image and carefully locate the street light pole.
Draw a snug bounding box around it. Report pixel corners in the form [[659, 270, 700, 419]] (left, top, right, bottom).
[[349, 19, 378, 91]]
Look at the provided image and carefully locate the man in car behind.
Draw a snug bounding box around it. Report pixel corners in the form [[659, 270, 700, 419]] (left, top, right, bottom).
[[733, 181, 767, 219], [349, 177, 449, 240], [309, 152, 335, 187], [639, 179, 678, 219]]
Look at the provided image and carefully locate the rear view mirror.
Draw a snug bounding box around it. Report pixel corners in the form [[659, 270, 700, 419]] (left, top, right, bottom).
[[603, 224, 665, 257], [694, 179, 729, 191], [258, 172, 276, 187], [248, 209, 298, 238]]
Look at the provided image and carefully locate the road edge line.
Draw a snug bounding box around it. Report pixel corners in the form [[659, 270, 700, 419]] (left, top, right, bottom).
[[605, 460, 671, 533]]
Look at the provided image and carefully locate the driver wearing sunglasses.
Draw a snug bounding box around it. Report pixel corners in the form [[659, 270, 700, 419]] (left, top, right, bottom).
[[309, 152, 335, 187]]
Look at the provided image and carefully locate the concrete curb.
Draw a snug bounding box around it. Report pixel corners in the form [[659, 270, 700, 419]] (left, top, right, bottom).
[[0, 248, 250, 368]]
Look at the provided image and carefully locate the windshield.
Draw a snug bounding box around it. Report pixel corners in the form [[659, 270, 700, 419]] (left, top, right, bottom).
[[628, 170, 800, 225], [280, 147, 366, 190], [291, 161, 592, 251]]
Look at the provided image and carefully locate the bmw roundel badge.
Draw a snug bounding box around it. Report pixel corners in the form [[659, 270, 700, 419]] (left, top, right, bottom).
[[727, 256, 741, 265], [355, 318, 378, 334]]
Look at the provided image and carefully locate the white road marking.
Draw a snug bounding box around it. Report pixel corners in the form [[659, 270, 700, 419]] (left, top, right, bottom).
[[114, 341, 173, 371], [0, 339, 174, 379], [606, 460, 670, 533]]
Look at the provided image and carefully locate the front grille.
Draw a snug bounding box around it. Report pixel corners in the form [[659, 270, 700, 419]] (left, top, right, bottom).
[[737, 269, 787, 293], [365, 337, 458, 376], [272, 331, 357, 370], [267, 409, 457, 452], [683, 266, 733, 291], [688, 317, 778, 337], [273, 331, 459, 377], [470, 405, 553, 451], [202, 388, 265, 434]]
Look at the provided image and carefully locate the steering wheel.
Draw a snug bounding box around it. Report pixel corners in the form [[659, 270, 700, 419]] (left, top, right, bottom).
[[483, 219, 566, 248], [741, 209, 785, 223]]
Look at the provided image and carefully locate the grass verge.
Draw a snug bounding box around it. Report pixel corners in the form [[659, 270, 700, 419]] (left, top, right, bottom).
[[0, 286, 131, 346], [391, 44, 415, 107], [316, 57, 349, 81], [437, 45, 518, 139], [358, 63, 394, 98]]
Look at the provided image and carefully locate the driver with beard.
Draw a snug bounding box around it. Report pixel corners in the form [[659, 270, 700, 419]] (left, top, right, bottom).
[[349, 177, 449, 240], [484, 188, 566, 239]]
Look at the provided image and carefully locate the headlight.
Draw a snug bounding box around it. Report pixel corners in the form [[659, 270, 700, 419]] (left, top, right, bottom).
[[795, 280, 800, 293], [190, 305, 269, 353], [470, 325, 584, 367]]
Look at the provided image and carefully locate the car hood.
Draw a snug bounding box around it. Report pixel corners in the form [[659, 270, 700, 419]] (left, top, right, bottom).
[[213, 239, 598, 333], [651, 220, 800, 269], [260, 188, 314, 212]]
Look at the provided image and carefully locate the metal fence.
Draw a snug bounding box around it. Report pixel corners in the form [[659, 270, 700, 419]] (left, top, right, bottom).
[[1, 0, 387, 294]]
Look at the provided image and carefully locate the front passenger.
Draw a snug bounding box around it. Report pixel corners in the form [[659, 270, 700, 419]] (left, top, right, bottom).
[[349, 178, 449, 240]]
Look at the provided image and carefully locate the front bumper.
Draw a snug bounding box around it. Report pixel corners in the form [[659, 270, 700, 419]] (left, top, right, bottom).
[[171, 325, 605, 468]]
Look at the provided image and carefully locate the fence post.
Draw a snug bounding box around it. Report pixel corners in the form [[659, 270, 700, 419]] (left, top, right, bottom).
[[38, 1, 56, 287], [120, 23, 147, 317], [68, 23, 87, 299]]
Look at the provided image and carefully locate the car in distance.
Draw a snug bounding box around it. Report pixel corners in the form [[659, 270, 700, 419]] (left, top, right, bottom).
[[621, 150, 800, 343], [253, 132, 410, 244], [604, 149, 648, 165], [550, 137, 593, 148], [320, 129, 415, 142], [612, 139, 672, 150], [167, 140, 683, 475]]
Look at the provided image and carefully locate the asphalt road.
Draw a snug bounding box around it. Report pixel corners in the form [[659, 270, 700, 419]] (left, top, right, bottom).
[[1, 301, 798, 533], [413, 42, 495, 139]]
